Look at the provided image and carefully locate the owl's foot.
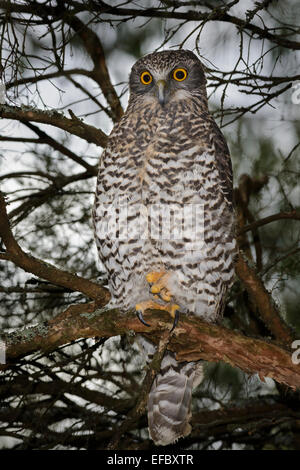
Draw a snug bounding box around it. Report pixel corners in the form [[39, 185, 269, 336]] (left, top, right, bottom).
[[135, 300, 179, 332], [146, 271, 172, 302]]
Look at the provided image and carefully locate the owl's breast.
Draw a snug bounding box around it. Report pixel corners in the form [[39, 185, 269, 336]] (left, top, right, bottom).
[[97, 107, 220, 208]]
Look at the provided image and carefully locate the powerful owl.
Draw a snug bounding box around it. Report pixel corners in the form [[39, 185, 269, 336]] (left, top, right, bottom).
[[93, 50, 236, 446]]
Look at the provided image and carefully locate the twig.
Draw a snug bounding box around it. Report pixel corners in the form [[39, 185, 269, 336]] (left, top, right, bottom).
[[106, 330, 171, 449]]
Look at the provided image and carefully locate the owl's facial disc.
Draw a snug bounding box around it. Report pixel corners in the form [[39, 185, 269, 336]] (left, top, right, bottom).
[[133, 65, 191, 107], [129, 50, 207, 108]]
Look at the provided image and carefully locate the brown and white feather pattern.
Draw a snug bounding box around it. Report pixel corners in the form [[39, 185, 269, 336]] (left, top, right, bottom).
[[93, 50, 236, 446], [148, 354, 204, 446], [138, 336, 204, 446]]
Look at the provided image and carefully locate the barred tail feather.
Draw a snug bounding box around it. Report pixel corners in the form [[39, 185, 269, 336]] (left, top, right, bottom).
[[147, 352, 204, 446]]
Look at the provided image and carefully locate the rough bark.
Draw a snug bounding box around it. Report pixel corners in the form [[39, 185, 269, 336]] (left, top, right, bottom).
[[3, 302, 299, 390]]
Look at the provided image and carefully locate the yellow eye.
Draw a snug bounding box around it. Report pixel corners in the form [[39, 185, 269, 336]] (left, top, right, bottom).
[[173, 68, 187, 81], [140, 71, 153, 85]]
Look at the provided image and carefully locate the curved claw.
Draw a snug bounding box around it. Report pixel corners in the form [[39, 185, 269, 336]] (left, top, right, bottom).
[[170, 309, 179, 333], [136, 310, 151, 327]]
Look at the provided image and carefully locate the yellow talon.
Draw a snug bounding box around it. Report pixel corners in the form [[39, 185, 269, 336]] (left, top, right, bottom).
[[146, 270, 174, 303], [135, 302, 143, 312], [146, 271, 166, 284], [160, 290, 172, 302], [135, 300, 179, 317], [168, 304, 180, 318], [150, 285, 161, 294], [135, 300, 180, 331], [141, 271, 179, 330]]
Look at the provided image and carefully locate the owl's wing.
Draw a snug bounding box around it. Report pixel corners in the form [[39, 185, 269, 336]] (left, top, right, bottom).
[[209, 118, 233, 205]]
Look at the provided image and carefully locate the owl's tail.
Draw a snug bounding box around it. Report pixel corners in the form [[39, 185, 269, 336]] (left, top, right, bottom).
[[147, 352, 204, 446]]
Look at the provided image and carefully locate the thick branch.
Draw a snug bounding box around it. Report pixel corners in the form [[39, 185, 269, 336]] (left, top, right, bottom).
[[235, 253, 294, 345], [3, 303, 300, 390], [0, 104, 108, 148], [0, 192, 110, 304]]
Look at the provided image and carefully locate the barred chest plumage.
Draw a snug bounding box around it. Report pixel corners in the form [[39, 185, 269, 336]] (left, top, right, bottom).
[[93, 100, 236, 320], [97, 101, 221, 206]]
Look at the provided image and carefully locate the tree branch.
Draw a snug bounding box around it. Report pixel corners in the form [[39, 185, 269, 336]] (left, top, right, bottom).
[[3, 303, 300, 390], [7, 170, 94, 225], [240, 211, 300, 234], [88, 1, 300, 50], [6, 68, 92, 90], [0, 104, 108, 148], [2, 0, 299, 50], [0, 192, 110, 304], [22, 121, 97, 174], [235, 253, 294, 345], [63, 10, 123, 122], [107, 330, 171, 450]]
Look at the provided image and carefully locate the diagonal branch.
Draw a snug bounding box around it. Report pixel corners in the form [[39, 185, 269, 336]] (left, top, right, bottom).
[[236, 253, 294, 346], [0, 104, 108, 148], [240, 211, 300, 234], [0, 192, 110, 304], [107, 330, 171, 450], [22, 121, 97, 174], [63, 10, 123, 122]]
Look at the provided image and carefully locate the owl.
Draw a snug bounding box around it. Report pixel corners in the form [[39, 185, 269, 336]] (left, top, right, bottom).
[[93, 50, 236, 446]]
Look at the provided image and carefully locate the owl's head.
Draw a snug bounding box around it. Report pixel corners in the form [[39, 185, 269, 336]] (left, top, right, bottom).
[[129, 50, 207, 108]]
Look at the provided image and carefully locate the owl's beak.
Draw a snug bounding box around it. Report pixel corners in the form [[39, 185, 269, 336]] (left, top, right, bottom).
[[157, 79, 167, 106]]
